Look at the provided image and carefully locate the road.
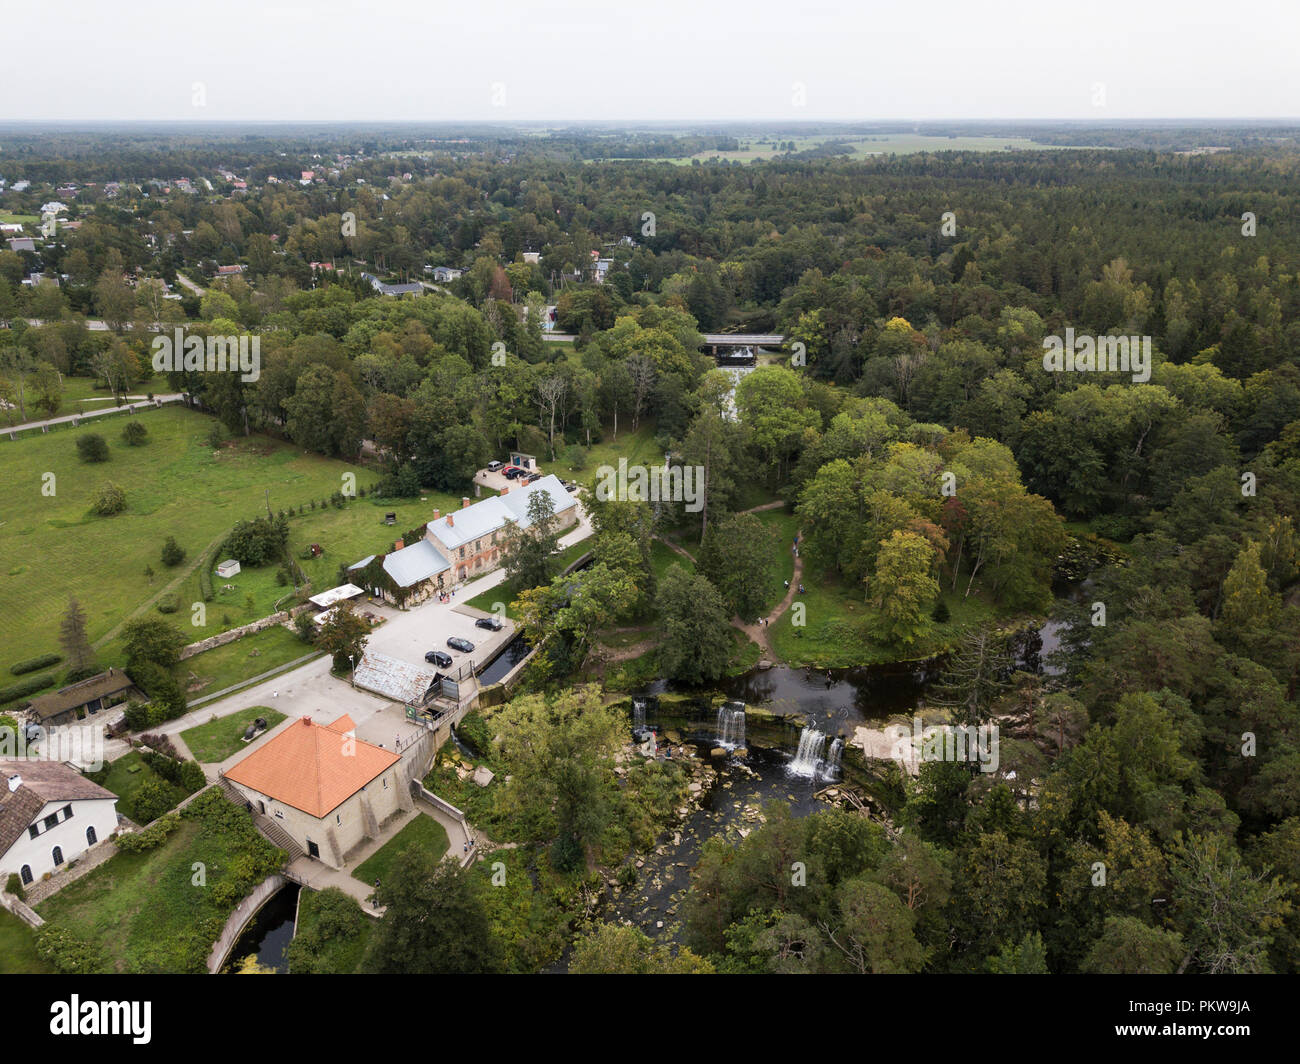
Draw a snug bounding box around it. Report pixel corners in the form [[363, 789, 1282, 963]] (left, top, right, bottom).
[[2, 394, 185, 435]]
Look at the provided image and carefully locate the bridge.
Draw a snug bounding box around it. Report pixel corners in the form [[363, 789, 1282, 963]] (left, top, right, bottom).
[[541, 331, 786, 352]]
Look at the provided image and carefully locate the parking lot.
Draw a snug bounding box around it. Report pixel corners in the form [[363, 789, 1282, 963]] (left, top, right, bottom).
[[364, 595, 518, 677]]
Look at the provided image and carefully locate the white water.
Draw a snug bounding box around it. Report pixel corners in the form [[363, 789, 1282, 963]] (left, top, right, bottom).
[[716, 703, 746, 748], [790, 727, 826, 778], [633, 698, 646, 728], [824, 737, 844, 779]]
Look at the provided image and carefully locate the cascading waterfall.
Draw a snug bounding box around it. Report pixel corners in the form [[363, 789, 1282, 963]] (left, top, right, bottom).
[[716, 703, 746, 748], [824, 737, 844, 778], [790, 727, 826, 777], [632, 698, 646, 728]]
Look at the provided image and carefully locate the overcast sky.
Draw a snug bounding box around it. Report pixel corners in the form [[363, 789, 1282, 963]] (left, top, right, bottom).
[[3, 0, 1297, 122]]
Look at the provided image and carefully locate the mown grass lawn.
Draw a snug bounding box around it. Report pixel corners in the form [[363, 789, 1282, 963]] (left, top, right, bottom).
[[768, 564, 1000, 668], [36, 803, 284, 973], [0, 908, 55, 973], [91, 750, 189, 824], [354, 813, 450, 886], [180, 705, 287, 762], [555, 421, 664, 492], [180, 625, 321, 700], [0, 405, 396, 676]]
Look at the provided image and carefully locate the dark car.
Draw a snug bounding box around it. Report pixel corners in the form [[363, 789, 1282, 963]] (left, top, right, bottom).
[[446, 636, 475, 653], [503, 466, 522, 479], [523, 472, 542, 484], [425, 650, 452, 668], [475, 616, 503, 631]]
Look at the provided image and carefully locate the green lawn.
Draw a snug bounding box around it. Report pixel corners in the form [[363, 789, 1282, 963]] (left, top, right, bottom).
[[768, 564, 999, 668], [90, 750, 189, 824], [180, 705, 287, 762], [555, 421, 664, 493], [0, 908, 55, 973], [354, 813, 450, 886], [180, 625, 321, 702], [0, 405, 405, 677], [36, 794, 285, 973]]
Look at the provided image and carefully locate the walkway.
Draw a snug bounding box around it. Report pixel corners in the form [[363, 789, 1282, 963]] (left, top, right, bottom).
[[733, 535, 804, 662], [2, 394, 185, 436]]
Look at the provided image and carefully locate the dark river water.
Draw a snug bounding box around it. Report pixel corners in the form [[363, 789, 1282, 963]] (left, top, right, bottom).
[[222, 883, 300, 974]]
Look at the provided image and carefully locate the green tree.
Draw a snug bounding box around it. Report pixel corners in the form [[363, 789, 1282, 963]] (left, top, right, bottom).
[[58, 596, 96, 678], [121, 616, 187, 671], [363, 851, 504, 974], [698, 513, 780, 619], [869, 530, 938, 648], [656, 564, 733, 684], [317, 602, 370, 672], [1080, 917, 1186, 974], [569, 924, 714, 974]]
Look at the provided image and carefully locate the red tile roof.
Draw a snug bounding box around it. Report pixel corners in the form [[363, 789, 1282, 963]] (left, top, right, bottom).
[[223, 714, 399, 819]]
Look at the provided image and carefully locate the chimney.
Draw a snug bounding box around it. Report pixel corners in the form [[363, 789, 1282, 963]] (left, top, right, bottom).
[[433, 509, 440, 521], [447, 513, 453, 527], [461, 497, 470, 509], [7, 773, 21, 793]]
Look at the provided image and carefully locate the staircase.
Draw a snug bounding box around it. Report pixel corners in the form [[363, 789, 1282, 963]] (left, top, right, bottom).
[[217, 777, 306, 861]]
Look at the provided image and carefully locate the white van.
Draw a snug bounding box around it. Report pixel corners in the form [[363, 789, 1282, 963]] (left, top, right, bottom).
[[487, 460, 504, 472]]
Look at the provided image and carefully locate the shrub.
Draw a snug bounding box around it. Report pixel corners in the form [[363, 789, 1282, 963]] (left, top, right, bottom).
[[224, 515, 290, 567], [294, 612, 316, 643], [0, 674, 54, 706], [932, 598, 951, 623], [156, 593, 180, 614], [130, 778, 178, 823], [35, 926, 104, 974], [161, 536, 186, 567], [206, 421, 226, 449], [75, 433, 109, 462], [122, 700, 150, 731], [91, 481, 127, 516], [121, 420, 148, 446], [9, 652, 62, 676], [115, 812, 181, 853], [6, 871, 25, 899]]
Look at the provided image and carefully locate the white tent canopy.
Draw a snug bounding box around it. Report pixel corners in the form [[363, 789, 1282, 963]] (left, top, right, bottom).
[[308, 583, 365, 609]]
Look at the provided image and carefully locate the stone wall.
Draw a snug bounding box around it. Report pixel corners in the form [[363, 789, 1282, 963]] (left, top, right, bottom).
[[179, 603, 314, 661]]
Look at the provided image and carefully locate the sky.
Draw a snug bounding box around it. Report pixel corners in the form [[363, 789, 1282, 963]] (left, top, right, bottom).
[[3, 0, 1298, 122]]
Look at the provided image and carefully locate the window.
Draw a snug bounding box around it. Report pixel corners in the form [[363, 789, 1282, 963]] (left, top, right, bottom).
[[86, 825, 97, 845], [62, 804, 73, 820], [335, 813, 341, 825], [382, 777, 388, 789], [52, 846, 64, 866], [20, 865, 32, 885], [44, 814, 58, 831], [28, 824, 39, 840], [274, 810, 284, 819]]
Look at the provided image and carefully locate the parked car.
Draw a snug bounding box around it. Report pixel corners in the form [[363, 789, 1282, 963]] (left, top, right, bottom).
[[523, 472, 542, 484], [503, 466, 522, 480], [446, 636, 475, 653], [487, 460, 503, 472], [475, 616, 503, 631], [425, 650, 452, 668]]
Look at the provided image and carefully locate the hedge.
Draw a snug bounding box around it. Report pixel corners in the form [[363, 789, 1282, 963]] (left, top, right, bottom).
[[0, 673, 56, 706], [9, 653, 62, 676]]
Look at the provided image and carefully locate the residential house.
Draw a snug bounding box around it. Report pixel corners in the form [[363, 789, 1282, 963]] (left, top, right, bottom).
[[25, 669, 139, 727], [221, 714, 404, 868], [0, 761, 118, 886], [431, 266, 462, 283], [348, 537, 449, 606]]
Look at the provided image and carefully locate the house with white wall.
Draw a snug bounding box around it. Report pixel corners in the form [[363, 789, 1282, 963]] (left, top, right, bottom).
[[0, 761, 118, 888]]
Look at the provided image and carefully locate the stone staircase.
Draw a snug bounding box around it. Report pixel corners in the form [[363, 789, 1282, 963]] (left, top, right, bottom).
[[217, 777, 305, 861]]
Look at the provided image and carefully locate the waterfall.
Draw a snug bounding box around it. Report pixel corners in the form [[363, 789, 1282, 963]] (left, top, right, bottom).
[[824, 737, 844, 778], [790, 727, 826, 777], [716, 703, 746, 748], [632, 699, 646, 728]]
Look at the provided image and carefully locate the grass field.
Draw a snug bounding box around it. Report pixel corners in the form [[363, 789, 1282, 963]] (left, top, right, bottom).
[[0, 908, 55, 973], [0, 404, 449, 677], [354, 813, 450, 886], [594, 133, 1067, 165], [180, 625, 321, 700], [180, 705, 286, 762], [91, 750, 190, 824], [37, 804, 283, 973], [769, 563, 999, 667]]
